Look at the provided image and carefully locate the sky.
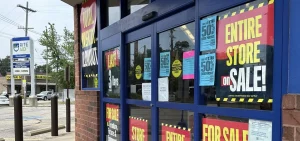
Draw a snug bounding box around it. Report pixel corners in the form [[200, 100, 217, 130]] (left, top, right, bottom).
[[0, 0, 74, 65]]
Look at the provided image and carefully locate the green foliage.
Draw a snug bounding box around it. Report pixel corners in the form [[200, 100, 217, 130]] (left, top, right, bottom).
[[39, 23, 75, 89], [35, 64, 52, 73], [0, 56, 10, 76]]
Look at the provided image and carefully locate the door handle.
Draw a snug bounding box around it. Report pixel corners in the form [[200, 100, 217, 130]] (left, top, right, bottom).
[[150, 104, 153, 107]]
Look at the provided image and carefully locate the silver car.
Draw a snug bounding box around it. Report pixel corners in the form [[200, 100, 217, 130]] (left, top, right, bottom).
[[0, 94, 9, 105], [37, 91, 52, 101]]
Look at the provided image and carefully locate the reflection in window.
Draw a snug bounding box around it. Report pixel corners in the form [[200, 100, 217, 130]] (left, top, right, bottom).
[[158, 22, 195, 103], [127, 37, 151, 100], [103, 47, 121, 98], [159, 108, 194, 141], [128, 0, 149, 14], [108, 0, 120, 25]]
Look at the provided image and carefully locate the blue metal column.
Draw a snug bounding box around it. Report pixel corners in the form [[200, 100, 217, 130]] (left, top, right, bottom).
[[272, 0, 285, 140], [96, 0, 106, 140], [193, 0, 201, 140], [120, 33, 129, 141], [151, 24, 159, 141]]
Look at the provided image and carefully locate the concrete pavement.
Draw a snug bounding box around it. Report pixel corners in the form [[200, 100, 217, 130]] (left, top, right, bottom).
[[43, 132, 75, 141], [0, 101, 75, 141]]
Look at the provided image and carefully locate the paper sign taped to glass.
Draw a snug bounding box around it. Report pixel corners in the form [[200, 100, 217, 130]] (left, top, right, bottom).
[[158, 77, 169, 102], [160, 52, 170, 77], [183, 50, 195, 80], [143, 58, 151, 80], [248, 119, 272, 141], [200, 16, 217, 51], [215, 2, 274, 103], [199, 53, 216, 86], [142, 83, 151, 101]]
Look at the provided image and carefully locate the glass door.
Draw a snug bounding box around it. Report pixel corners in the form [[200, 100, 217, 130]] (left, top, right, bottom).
[[125, 25, 154, 141], [100, 33, 122, 141]]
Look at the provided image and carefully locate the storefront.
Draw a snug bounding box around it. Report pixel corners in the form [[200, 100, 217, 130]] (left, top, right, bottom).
[[63, 0, 295, 140], [5, 73, 56, 94]]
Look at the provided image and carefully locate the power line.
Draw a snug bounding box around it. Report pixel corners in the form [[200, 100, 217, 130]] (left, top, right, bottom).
[[0, 31, 16, 37], [0, 13, 42, 36], [0, 35, 10, 39]]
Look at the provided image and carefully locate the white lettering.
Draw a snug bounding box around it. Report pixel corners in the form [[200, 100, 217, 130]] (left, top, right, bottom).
[[253, 66, 261, 91], [230, 68, 237, 92], [229, 65, 266, 92], [82, 47, 98, 67], [237, 68, 245, 92]]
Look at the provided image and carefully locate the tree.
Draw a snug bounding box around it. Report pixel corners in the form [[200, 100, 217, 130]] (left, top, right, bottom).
[[35, 64, 52, 73], [0, 56, 10, 76], [39, 23, 75, 90]]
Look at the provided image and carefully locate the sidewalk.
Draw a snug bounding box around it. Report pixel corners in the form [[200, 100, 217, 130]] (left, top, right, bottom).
[[44, 132, 75, 141]]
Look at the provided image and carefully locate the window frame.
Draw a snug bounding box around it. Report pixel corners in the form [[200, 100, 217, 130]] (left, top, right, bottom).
[[97, 0, 288, 140]]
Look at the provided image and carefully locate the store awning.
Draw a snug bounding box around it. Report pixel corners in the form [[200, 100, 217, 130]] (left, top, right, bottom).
[[61, 0, 83, 6]]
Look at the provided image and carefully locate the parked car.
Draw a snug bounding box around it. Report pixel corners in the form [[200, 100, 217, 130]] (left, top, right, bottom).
[[0, 93, 9, 105], [37, 91, 53, 101], [25, 91, 31, 97]]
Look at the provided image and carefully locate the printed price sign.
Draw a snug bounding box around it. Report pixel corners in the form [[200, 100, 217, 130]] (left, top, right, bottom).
[[144, 58, 151, 80], [160, 52, 170, 77], [199, 53, 216, 86], [200, 16, 217, 51]]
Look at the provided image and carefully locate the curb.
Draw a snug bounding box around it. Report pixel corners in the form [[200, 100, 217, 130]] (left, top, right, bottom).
[[25, 125, 66, 136], [0, 138, 4, 141], [23, 105, 51, 107]]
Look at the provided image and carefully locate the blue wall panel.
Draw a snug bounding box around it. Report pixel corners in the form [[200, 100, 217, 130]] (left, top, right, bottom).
[[288, 0, 300, 93], [100, 0, 194, 40]]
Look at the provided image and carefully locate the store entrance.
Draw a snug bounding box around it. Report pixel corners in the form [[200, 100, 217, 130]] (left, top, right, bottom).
[[100, 0, 282, 140]]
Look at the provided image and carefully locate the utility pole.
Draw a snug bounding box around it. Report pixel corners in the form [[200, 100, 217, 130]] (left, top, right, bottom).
[[17, 2, 36, 105], [17, 2, 36, 36]]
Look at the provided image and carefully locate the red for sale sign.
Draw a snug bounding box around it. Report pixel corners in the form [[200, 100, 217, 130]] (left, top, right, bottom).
[[129, 117, 148, 141], [161, 123, 191, 141], [202, 118, 248, 141]]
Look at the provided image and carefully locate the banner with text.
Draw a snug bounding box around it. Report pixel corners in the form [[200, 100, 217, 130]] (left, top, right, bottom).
[[161, 123, 191, 141], [80, 0, 98, 89], [202, 118, 248, 141], [129, 117, 148, 141], [106, 103, 120, 141], [215, 2, 274, 103]]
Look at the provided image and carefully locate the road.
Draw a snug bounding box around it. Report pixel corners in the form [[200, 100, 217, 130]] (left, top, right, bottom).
[[0, 101, 75, 141]]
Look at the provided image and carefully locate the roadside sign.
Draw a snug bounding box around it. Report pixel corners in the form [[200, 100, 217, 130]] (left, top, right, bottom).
[[22, 79, 26, 87], [11, 37, 31, 75]]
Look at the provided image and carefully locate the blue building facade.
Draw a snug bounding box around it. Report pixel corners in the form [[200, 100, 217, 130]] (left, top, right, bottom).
[[62, 0, 300, 140]]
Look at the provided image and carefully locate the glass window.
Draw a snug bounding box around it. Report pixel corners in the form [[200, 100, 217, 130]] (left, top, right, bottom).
[[129, 105, 151, 140], [201, 114, 272, 140], [105, 103, 121, 141], [200, 0, 273, 111], [159, 108, 194, 141], [158, 22, 195, 103], [108, 0, 120, 26], [127, 37, 152, 100], [202, 115, 249, 141], [128, 0, 149, 14], [103, 47, 121, 98]]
